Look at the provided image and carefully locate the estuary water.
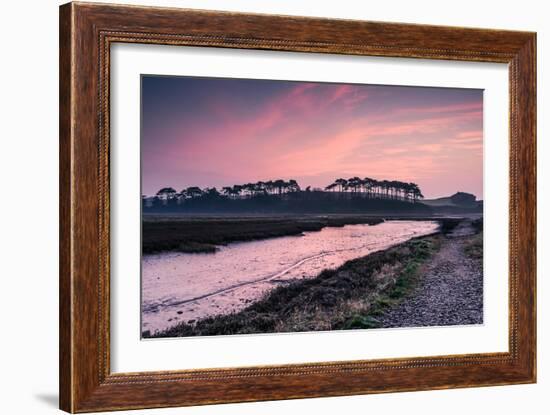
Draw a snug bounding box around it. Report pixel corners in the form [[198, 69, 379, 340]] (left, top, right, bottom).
[[141, 220, 439, 334]]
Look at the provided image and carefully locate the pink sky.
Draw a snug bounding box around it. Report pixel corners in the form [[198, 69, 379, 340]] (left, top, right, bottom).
[[142, 77, 483, 199]]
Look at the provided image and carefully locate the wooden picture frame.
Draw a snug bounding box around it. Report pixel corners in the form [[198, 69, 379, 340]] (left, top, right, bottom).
[[59, 2, 536, 412]]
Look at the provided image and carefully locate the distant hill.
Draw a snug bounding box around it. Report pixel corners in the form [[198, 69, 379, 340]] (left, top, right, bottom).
[[422, 192, 483, 213]]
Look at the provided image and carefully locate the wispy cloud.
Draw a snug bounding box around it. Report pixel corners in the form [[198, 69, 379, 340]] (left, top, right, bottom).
[[142, 77, 483, 199]]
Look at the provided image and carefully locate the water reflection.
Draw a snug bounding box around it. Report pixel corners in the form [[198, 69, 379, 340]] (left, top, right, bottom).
[[142, 220, 438, 333]]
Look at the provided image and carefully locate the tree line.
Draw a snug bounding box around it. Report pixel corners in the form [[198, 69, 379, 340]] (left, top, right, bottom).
[[148, 177, 424, 204], [325, 177, 424, 202], [152, 179, 301, 201]]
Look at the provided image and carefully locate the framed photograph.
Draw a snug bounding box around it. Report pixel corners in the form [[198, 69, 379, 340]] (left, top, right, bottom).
[[59, 2, 536, 412]]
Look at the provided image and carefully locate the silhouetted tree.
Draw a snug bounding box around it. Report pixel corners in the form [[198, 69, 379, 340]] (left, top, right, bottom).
[[156, 187, 177, 200], [288, 179, 300, 192], [347, 177, 362, 194], [334, 178, 348, 193], [185, 186, 203, 199]]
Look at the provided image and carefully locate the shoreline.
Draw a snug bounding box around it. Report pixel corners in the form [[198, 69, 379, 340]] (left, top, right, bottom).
[[147, 220, 482, 338], [142, 215, 466, 254], [142, 215, 384, 254]]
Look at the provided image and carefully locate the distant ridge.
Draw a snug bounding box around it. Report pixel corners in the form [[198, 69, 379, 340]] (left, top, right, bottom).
[[421, 192, 482, 213]]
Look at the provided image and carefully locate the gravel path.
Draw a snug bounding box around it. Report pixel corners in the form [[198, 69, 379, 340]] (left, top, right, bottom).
[[378, 220, 483, 328]]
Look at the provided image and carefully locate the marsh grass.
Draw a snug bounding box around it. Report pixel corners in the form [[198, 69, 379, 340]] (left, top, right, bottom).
[[438, 218, 462, 234], [341, 238, 438, 329], [464, 232, 483, 260], [142, 216, 384, 254]]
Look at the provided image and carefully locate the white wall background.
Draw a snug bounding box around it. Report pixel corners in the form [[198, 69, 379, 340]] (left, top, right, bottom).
[[0, 1, 546, 414]]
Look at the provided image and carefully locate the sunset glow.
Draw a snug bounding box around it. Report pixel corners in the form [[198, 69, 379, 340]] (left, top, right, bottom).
[[141, 76, 483, 199]]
